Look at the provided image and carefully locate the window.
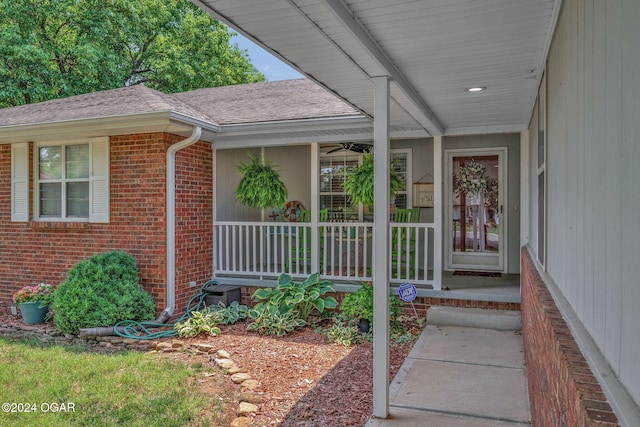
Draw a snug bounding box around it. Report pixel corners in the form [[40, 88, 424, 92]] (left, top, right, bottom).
[[319, 148, 411, 221], [320, 153, 360, 221], [38, 144, 90, 218], [10, 138, 110, 223]]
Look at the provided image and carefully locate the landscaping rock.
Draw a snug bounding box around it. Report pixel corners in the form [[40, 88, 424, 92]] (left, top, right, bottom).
[[237, 402, 259, 416], [227, 366, 247, 375], [230, 416, 252, 427], [215, 358, 237, 369], [239, 392, 263, 404], [195, 343, 216, 353], [241, 379, 260, 391], [230, 372, 252, 384], [217, 349, 231, 358]]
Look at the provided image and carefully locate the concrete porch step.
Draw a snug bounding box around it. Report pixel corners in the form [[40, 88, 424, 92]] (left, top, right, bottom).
[[427, 306, 522, 331]]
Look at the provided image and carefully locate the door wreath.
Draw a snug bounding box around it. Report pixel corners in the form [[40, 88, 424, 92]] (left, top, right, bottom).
[[454, 159, 489, 196]]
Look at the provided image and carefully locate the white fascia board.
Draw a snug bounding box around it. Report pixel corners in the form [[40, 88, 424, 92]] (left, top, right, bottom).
[[445, 123, 527, 137], [0, 112, 218, 144]]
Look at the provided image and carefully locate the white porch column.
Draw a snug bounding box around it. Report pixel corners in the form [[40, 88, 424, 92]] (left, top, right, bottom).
[[310, 142, 320, 272], [520, 130, 529, 247], [433, 136, 442, 289], [372, 76, 390, 419]]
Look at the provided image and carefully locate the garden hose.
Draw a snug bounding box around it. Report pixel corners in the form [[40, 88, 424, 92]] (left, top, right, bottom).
[[113, 280, 221, 340]]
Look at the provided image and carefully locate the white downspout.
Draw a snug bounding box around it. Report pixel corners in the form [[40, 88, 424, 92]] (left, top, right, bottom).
[[165, 126, 202, 316]]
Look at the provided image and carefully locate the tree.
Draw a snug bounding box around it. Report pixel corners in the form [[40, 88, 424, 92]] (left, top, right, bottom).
[[0, 0, 265, 108]]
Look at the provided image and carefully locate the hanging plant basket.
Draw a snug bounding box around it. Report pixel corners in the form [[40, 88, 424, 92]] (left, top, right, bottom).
[[235, 152, 288, 209], [454, 159, 489, 196], [342, 154, 403, 207]]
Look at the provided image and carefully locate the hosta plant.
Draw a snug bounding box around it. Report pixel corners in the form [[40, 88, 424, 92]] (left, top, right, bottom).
[[203, 301, 250, 325], [251, 273, 338, 322], [175, 310, 223, 337], [247, 305, 305, 337]]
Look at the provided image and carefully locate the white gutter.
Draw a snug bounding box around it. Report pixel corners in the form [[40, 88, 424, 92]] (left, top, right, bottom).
[[165, 126, 202, 316]]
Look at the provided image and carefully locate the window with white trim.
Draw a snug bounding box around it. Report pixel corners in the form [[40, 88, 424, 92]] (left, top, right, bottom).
[[10, 138, 110, 223], [319, 148, 411, 221]]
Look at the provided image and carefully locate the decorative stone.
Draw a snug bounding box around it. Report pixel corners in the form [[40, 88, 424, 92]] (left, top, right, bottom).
[[215, 358, 237, 369], [230, 416, 252, 427], [230, 372, 252, 384], [195, 343, 216, 353], [227, 366, 247, 375], [171, 340, 185, 348], [217, 349, 231, 358], [237, 402, 259, 416], [239, 392, 263, 404], [156, 342, 172, 350], [241, 380, 260, 391]]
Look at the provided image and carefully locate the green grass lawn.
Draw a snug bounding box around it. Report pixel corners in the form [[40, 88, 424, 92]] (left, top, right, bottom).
[[0, 338, 221, 427]]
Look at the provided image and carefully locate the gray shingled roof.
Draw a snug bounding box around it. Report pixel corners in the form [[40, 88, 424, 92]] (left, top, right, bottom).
[[173, 79, 360, 125], [0, 79, 361, 128], [0, 85, 213, 127]]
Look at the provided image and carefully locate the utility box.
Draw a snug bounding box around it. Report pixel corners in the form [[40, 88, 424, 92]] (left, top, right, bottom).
[[203, 284, 242, 307]]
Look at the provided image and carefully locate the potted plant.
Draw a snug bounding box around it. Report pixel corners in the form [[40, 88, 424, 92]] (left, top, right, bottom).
[[13, 283, 55, 324], [235, 151, 288, 210], [342, 153, 403, 208]]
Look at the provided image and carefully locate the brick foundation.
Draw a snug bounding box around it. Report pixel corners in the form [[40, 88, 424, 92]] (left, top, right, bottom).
[[521, 247, 620, 427]]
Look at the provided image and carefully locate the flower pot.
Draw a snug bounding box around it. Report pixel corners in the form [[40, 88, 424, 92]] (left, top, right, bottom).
[[358, 318, 370, 333], [18, 302, 49, 324]]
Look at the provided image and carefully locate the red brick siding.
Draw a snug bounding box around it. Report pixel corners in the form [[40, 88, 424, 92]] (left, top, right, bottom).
[[173, 138, 213, 313], [521, 248, 620, 427], [0, 133, 213, 317]]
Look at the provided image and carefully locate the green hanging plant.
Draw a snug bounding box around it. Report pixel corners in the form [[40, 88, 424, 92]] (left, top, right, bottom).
[[342, 153, 403, 207], [236, 152, 288, 209]]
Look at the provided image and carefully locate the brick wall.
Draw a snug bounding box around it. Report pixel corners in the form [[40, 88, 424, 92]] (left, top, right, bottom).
[[173, 138, 213, 312], [521, 247, 620, 427], [0, 133, 213, 317]]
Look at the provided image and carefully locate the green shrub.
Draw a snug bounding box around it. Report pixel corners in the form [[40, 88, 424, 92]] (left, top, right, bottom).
[[53, 251, 156, 334]]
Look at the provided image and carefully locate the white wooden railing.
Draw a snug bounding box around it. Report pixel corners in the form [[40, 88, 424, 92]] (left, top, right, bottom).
[[214, 221, 436, 286]]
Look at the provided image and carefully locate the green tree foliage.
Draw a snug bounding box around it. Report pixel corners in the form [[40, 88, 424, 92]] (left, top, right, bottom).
[[0, 0, 265, 107]]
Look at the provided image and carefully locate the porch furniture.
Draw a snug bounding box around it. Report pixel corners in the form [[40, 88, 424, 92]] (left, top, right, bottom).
[[391, 208, 420, 273], [286, 209, 327, 270]]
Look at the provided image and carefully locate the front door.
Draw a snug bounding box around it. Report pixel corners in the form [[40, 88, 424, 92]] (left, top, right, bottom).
[[445, 148, 507, 271]]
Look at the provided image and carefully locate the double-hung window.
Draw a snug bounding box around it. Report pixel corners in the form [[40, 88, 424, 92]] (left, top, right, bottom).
[[10, 137, 110, 223], [38, 144, 90, 218]]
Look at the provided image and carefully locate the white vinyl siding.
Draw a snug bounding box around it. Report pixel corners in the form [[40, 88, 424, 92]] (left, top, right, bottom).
[[542, 0, 640, 406], [11, 142, 29, 222]]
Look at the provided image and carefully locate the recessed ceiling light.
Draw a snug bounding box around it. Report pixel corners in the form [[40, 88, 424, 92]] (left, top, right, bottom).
[[466, 87, 486, 92]]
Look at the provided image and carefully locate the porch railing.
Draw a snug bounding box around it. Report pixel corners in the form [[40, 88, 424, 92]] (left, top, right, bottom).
[[214, 221, 436, 286]]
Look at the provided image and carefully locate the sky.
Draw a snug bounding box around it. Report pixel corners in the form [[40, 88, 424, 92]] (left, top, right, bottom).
[[231, 32, 304, 81]]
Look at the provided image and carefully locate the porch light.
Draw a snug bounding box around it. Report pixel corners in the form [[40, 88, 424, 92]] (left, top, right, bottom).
[[466, 87, 486, 92]]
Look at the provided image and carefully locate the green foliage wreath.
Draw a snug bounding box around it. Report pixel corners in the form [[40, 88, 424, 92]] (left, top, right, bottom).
[[454, 159, 489, 196]]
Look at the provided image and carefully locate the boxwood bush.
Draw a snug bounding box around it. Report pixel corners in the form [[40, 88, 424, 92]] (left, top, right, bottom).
[[53, 251, 156, 334]]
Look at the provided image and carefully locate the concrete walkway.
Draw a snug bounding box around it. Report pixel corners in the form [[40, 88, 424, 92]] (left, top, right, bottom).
[[366, 310, 530, 426]]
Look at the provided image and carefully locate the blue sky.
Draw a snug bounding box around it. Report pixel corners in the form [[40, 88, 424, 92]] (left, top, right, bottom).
[[231, 32, 303, 81]]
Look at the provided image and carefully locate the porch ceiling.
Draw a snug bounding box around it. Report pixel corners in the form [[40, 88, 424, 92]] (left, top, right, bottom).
[[193, 0, 559, 136]]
